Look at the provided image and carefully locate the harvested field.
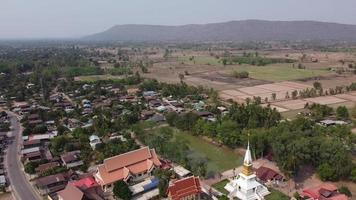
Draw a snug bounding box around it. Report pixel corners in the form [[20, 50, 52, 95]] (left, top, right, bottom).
[[335, 93, 356, 102], [305, 96, 347, 105], [273, 99, 308, 110], [219, 81, 311, 102], [191, 71, 270, 86], [261, 104, 289, 112]]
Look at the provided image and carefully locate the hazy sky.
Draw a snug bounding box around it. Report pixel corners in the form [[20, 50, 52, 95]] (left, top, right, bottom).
[[1, 0, 356, 39]]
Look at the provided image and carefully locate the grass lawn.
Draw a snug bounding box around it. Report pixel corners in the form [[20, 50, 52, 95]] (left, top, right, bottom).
[[212, 179, 230, 195], [74, 74, 124, 82], [265, 189, 290, 200], [174, 131, 242, 173], [231, 64, 330, 82], [178, 55, 222, 66]]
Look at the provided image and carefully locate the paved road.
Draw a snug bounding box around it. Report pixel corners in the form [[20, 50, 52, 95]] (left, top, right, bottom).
[[5, 112, 41, 200]]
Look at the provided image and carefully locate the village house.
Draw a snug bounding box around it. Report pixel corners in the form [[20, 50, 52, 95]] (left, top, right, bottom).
[[56, 176, 104, 200], [167, 176, 202, 200], [35, 173, 69, 195], [94, 147, 161, 191], [61, 150, 84, 169], [89, 135, 102, 150], [302, 183, 348, 200]]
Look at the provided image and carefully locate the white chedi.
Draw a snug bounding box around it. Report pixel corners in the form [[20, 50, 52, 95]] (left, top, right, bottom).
[[224, 142, 270, 200]]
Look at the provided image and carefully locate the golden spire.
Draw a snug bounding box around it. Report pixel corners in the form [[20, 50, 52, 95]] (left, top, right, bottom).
[[242, 135, 253, 176]]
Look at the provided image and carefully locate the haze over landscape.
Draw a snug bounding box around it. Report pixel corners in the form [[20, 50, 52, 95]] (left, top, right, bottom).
[[1, 0, 356, 39], [1, 1, 356, 200]]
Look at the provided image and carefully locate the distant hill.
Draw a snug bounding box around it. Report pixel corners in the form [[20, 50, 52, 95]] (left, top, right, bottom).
[[83, 20, 356, 42]]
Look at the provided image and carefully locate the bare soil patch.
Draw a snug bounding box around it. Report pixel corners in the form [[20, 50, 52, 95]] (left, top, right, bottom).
[[305, 96, 347, 105], [273, 99, 309, 110], [335, 93, 356, 102]]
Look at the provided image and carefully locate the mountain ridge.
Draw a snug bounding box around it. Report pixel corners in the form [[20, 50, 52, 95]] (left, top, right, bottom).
[[83, 20, 356, 42]]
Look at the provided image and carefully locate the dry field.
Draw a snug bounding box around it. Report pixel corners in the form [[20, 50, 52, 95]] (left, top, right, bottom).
[[219, 81, 312, 102], [144, 49, 356, 115]]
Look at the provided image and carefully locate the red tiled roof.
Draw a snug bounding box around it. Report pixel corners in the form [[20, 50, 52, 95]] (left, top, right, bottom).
[[72, 177, 99, 190], [256, 166, 283, 182], [95, 147, 161, 186], [167, 176, 202, 200], [57, 183, 84, 200], [302, 183, 347, 200]]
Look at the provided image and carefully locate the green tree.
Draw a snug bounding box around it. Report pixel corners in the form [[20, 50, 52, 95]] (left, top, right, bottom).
[[317, 163, 337, 181], [351, 168, 356, 182], [338, 186, 352, 197], [336, 106, 349, 120], [113, 181, 132, 200]]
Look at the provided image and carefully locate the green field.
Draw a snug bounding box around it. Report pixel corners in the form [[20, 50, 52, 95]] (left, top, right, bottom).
[[178, 56, 222, 66], [74, 74, 124, 82], [231, 65, 330, 82], [212, 179, 230, 195], [175, 131, 242, 173], [265, 189, 290, 200]]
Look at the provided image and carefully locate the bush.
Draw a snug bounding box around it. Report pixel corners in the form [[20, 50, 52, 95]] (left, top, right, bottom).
[[232, 71, 249, 79], [339, 186, 352, 197], [317, 163, 337, 181], [113, 181, 132, 200]]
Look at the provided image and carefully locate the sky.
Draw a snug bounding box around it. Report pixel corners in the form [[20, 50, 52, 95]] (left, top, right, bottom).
[[1, 0, 356, 39]]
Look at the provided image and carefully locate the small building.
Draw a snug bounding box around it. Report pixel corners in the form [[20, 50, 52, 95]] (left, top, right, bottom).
[[302, 183, 348, 200], [173, 165, 191, 178], [94, 147, 161, 191], [255, 166, 284, 184], [35, 173, 68, 195], [167, 176, 202, 200], [61, 151, 84, 169], [89, 135, 102, 150]]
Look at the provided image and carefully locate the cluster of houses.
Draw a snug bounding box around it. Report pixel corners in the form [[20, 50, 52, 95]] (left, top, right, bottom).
[[33, 145, 204, 200], [0, 111, 9, 189], [6, 83, 212, 200], [93, 146, 204, 200]]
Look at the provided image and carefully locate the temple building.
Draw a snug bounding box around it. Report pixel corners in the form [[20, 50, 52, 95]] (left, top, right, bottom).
[[224, 142, 270, 200]]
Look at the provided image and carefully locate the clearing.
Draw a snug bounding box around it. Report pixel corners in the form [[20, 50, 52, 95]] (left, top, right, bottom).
[[74, 75, 124, 82], [175, 131, 242, 173], [229, 64, 330, 82], [212, 179, 229, 195]]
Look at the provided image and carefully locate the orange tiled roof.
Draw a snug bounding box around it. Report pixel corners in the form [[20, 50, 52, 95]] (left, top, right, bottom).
[[302, 183, 348, 200], [57, 183, 84, 200], [167, 176, 202, 200], [95, 147, 161, 186]]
